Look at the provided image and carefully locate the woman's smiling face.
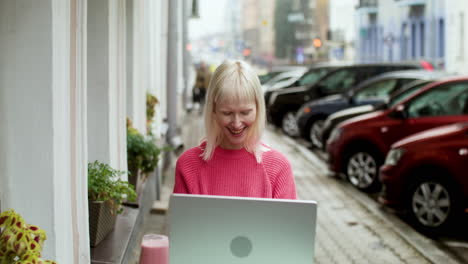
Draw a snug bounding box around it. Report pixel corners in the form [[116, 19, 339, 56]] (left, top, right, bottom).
[[214, 99, 257, 150]]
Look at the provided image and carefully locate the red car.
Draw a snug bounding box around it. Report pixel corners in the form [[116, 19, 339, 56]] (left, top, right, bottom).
[[326, 77, 468, 192], [379, 122, 468, 233]]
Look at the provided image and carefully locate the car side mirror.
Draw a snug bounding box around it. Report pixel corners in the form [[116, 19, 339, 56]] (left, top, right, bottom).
[[389, 104, 407, 119]]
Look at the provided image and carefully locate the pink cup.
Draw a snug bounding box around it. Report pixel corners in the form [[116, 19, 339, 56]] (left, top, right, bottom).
[[139, 234, 169, 264]]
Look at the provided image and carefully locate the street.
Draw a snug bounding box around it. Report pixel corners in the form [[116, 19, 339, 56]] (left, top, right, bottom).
[[262, 125, 462, 264]]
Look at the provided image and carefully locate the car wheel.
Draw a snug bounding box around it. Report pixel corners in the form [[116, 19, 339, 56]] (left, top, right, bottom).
[[346, 149, 381, 192], [309, 119, 325, 149], [281, 112, 299, 137], [406, 173, 461, 233]]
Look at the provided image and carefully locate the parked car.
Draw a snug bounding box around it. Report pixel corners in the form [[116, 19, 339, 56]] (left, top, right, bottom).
[[261, 68, 308, 93], [258, 65, 308, 84], [379, 122, 468, 233], [263, 62, 344, 108], [267, 63, 427, 136], [326, 77, 468, 192], [296, 70, 449, 147], [320, 78, 443, 148]]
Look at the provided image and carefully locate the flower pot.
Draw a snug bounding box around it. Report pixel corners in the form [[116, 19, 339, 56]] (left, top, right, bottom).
[[89, 200, 117, 247], [128, 166, 139, 191]]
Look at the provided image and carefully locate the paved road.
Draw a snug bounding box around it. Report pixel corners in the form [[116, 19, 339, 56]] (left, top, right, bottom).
[[128, 111, 463, 263], [263, 127, 461, 264]]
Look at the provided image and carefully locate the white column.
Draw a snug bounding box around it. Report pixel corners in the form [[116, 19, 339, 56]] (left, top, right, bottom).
[[0, 0, 89, 262], [160, 0, 169, 124], [87, 0, 127, 173], [147, 0, 166, 139], [71, 0, 91, 261], [129, 0, 147, 134]]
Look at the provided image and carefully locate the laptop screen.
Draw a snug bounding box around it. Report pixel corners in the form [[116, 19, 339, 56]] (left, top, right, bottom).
[[169, 194, 317, 264]]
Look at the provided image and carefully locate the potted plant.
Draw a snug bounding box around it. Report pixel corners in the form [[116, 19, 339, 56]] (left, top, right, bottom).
[[88, 161, 137, 247], [126, 118, 163, 194], [0, 209, 56, 264]]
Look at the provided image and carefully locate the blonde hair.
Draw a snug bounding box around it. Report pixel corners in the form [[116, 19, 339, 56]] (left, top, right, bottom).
[[201, 60, 266, 162]]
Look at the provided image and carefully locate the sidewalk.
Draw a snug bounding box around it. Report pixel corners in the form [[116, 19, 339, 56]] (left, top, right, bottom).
[[126, 110, 461, 264]]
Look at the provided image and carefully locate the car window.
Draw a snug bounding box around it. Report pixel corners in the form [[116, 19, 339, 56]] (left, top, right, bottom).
[[354, 79, 398, 100], [259, 71, 281, 84], [397, 78, 418, 87], [298, 68, 333, 86], [318, 68, 358, 94], [275, 76, 294, 83], [388, 81, 433, 108], [406, 82, 468, 118]]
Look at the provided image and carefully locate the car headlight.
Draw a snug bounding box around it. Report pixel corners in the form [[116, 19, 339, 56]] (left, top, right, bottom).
[[384, 148, 406, 166], [327, 127, 342, 144], [268, 92, 278, 106]]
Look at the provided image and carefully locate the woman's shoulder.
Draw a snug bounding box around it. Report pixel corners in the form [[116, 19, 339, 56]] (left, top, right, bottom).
[[176, 144, 205, 167], [261, 144, 290, 165]]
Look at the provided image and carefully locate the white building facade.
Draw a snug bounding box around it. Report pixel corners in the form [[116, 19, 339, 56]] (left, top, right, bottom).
[[355, 0, 446, 67], [0, 0, 182, 262], [445, 0, 468, 74]]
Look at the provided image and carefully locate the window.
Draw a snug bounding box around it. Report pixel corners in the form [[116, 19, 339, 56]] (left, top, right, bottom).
[[388, 80, 432, 108], [401, 23, 408, 60], [411, 23, 416, 58], [318, 69, 358, 94], [298, 68, 333, 86], [459, 12, 465, 60], [406, 82, 468, 118], [439, 18, 445, 58], [420, 22, 425, 57], [354, 79, 398, 100]]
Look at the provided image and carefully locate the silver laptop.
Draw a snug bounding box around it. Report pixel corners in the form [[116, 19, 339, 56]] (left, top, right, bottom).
[[169, 194, 317, 264]]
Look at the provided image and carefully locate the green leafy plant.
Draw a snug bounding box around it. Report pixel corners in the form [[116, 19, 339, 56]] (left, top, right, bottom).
[[127, 122, 163, 175], [0, 209, 56, 264], [88, 161, 137, 214], [146, 93, 159, 134]]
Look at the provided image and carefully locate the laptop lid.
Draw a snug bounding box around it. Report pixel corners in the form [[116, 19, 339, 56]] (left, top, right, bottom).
[[169, 194, 317, 264]]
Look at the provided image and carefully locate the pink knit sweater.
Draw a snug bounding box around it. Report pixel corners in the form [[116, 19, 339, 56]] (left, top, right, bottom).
[[173, 144, 297, 199]]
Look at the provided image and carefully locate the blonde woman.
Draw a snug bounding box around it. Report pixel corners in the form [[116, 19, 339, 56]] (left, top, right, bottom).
[[174, 60, 296, 199]]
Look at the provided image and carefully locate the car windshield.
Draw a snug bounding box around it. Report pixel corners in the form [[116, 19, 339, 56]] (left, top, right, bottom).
[[317, 68, 357, 93], [297, 67, 335, 86], [353, 79, 398, 100]]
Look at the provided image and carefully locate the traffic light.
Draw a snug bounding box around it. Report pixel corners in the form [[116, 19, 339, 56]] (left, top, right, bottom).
[[313, 38, 322, 48]]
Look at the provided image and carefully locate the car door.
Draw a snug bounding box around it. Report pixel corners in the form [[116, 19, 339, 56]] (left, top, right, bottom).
[[404, 81, 468, 135]]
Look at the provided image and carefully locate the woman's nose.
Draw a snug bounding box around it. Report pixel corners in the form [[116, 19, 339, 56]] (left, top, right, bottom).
[[231, 115, 242, 127]]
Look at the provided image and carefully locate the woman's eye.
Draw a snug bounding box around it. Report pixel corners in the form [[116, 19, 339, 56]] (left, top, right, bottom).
[[241, 111, 251, 115], [222, 112, 232, 116]]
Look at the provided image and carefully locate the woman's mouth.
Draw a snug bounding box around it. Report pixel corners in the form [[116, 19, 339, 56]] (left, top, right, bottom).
[[229, 127, 245, 136]]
